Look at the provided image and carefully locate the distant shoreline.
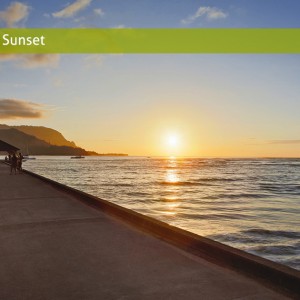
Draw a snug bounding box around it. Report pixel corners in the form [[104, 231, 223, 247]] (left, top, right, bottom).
[[90, 153, 128, 156], [0, 154, 128, 157]]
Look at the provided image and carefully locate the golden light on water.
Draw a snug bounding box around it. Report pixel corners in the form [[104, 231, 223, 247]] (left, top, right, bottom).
[[166, 169, 179, 183], [160, 158, 181, 216]]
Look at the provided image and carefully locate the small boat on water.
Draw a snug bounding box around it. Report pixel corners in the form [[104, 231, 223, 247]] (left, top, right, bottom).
[[71, 155, 85, 159], [23, 144, 36, 160]]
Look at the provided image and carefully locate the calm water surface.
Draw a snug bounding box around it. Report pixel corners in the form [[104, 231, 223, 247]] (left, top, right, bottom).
[[24, 156, 300, 270]]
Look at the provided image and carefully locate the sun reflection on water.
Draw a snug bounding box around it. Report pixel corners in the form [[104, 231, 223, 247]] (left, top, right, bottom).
[[160, 158, 182, 216], [166, 169, 179, 183]]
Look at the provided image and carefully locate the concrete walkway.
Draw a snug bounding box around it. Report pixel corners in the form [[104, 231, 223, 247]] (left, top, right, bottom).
[[0, 163, 290, 299]]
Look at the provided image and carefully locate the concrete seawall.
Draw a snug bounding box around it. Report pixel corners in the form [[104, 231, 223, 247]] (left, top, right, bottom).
[[22, 167, 300, 298], [0, 161, 299, 299]]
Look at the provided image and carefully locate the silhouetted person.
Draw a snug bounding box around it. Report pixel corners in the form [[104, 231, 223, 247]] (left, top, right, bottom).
[[17, 153, 23, 173], [10, 153, 18, 175]]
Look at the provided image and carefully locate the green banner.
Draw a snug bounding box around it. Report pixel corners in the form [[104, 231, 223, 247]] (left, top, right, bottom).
[[0, 28, 300, 53]]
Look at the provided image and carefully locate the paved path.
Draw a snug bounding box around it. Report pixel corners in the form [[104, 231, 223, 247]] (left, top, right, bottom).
[[0, 163, 289, 299]]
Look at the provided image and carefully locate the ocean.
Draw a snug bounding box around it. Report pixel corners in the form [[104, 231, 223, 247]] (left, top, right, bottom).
[[23, 156, 300, 271]]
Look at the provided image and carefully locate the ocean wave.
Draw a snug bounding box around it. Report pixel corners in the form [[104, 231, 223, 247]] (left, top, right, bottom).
[[161, 166, 178, 169], [242, 228, 300, 239], [280, 258, 300, 271], [248, 244, 299, 256], [259, 183, 300, 195], [102, 183, 133, 187], [209, 231, 300, 246], [126, 192, 151, 196], [215, 193, 270, 199], [196, 177, 239, 182], [178, 212, 249, 221], [158, 181, 212, 186], [208, 234, 262, 245], [257, 162, 300, 167], [158, 177, 239, 186], [207, 159, 228, 165]]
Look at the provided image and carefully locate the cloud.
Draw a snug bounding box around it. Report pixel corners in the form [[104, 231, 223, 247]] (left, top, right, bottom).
[[84, 54, 104, 68], [52, 0, 92, 18], [0, 54, 60, 68], [0, 54, 16, 61], [0, 1, 30, 27], [181, 6, 227, 25], [269, 140, 300, 145], [0, 99, 46, 119], [94, 8, 104, 16], [19, 54, 60, 68]]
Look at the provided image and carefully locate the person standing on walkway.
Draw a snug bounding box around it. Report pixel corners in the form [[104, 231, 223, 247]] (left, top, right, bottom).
[[17, 153, 23, 173], [10, 153, 18, 175]]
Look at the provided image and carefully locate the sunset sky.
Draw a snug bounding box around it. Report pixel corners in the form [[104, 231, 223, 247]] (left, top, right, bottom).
[[0, 0, 300, 157]]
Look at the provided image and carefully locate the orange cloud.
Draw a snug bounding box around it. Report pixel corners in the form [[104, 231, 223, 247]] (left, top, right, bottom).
[[0, 2, 29, 27], [0, 99, 46, 119], [0, 54, 60, 68]]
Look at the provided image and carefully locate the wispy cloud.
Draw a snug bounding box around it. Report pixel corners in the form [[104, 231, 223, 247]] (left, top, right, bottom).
[[0, 1, 30, 27], [181, 6, 228, 25], [19, 54, 60, 68], [52, 0, 92, 18], [0, 54, 60, 68], [93, 8, 104, 17], [0, 99, 46, 119], [269, 140, 300, 145], [84, 55, 104, 68]]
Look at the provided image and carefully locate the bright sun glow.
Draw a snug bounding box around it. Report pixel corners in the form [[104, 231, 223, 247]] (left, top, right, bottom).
[[167, 134, 179, 147], [162, 132, 183, 156]]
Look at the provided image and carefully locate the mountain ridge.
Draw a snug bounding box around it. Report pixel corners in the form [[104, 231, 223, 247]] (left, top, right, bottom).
[[0, 125, 127, 156], [0, 124, 76, 147]]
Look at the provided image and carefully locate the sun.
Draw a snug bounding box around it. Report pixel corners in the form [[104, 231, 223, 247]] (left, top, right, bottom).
[[161, 132, 183, 156], [166, 134, 180, 148]]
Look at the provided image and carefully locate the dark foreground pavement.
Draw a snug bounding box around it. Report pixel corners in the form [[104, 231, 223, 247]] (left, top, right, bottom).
[[0, 163, 292, 299]]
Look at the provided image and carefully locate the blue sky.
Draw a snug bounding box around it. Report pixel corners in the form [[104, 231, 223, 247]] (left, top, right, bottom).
[[1, 0, 300, 28], [0, 1, 300, 156]]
